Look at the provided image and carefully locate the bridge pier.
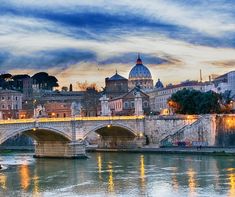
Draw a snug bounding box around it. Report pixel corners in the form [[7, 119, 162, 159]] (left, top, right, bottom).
[[34, 141, 87, 159]]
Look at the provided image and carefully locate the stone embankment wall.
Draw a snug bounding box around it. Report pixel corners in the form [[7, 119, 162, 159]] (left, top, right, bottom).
[[144, 115, 199, 146], [215, 115, 235, 146], [145, 114, 235, 147]]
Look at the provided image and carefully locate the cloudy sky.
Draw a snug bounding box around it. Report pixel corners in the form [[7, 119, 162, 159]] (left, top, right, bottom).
[[0, 0, 235, 89]]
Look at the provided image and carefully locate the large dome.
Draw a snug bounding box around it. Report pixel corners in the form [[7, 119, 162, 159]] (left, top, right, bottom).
[[129, 56, 152, 79]]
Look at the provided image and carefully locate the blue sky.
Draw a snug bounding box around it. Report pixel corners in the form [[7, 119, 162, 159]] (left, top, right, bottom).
[[0, 0, 235, 89]]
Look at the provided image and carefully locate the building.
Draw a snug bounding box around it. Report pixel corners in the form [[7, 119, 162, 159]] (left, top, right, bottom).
[[128, 55, 153, 91], [105, 71, 128, 99], [206, 71, 235, 98], [109, 87, 150, 115], [44, 102, 71, 118], [0, 90, 23, 119], [22, 78, 33, 100], [148, 81, 205, 114], [39, 91, 84, 103]]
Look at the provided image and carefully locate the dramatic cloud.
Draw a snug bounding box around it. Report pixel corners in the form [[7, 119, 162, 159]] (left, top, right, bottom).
[[0, 0, 235, 87]]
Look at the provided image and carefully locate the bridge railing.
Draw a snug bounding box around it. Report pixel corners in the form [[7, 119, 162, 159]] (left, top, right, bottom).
[[0, 115, 145, 124]]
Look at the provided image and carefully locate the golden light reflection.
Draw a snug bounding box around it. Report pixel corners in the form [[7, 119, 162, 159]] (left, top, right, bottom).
[[0, 173, 7, 190], [225, 117, 235, 129], [97, 154, 102, 180], [20, 164, 30, 191], [139, 155, 145, 189], [172, 171, 179, 191], [187, 168, 196, 196], [228, 172, 235, 197], [32, 174, 40, 197], [108, 161, 114, 192]]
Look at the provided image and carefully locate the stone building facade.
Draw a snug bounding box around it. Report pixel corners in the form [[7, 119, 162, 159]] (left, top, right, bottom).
[[109, 87, 150, 115], [105, 71, 128, 99], [0, 90, 23, 119], [148, 81, 205, 114]]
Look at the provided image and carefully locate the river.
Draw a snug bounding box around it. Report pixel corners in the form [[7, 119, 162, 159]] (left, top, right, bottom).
[[0, 152, 235, 197]]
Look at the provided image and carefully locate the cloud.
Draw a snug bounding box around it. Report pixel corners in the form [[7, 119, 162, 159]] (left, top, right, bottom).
[[0, 0, 235, 87]]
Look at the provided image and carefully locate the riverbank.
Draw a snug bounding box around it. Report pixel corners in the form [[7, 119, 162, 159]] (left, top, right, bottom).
[[87, 147, 235, 156], [1, 146, 235, 156]]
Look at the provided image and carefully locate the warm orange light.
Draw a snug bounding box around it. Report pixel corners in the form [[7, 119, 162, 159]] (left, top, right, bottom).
[[20, 164, 30, 191], [108, 162, 114, 192], [51, 112, 56, 116], [107, 124, 111, 128], [33, 128, 36, 131]]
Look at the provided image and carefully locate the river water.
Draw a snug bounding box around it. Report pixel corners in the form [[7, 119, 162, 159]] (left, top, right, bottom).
[[0, 152, 235, 197]]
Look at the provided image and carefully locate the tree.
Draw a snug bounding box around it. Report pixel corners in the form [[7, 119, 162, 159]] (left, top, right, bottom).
[[32, 72, 59, 90], [77, 81, 99, 91], [0, 73, 13, 89], [61, 86, 68, 92], [168, 89, 221, 114], [12, 74, 30, 91]]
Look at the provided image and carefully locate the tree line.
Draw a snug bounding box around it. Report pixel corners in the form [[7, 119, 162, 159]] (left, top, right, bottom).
[[0, 72, 59, 91], [168, 89, 233, 114]]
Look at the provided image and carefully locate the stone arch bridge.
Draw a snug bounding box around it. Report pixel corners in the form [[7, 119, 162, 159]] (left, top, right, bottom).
[[0, 114, 224, 158], [0, 116, 145, 158]]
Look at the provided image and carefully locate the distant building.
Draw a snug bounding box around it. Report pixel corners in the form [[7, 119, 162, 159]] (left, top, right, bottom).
[[128, 55, 153, 91], [44, 102, 71, 118], [105, 71, 128, 99], [22, 78, 33, 100], [40, 91, 84, 103], [205, 70, 235, 98], [0, 90, 23, 119], [148, 81, 205, 114], [109, 87, 150, 115], [155, 79, 164, 89]]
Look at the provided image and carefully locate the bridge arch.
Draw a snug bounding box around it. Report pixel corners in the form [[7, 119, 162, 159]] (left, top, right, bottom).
[[1, 126, 72, 144], [84, 123, 140, 148], [84, 123, 138, 139]]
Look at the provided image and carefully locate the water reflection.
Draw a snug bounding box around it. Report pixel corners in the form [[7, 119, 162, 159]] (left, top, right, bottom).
[[32, 168, 40, 197], [227, 168, 235, 197], [139, 155, 145, 190], [187, 168, 197, 197], [1, 153, 235, 196], [107, 161, 115, 192], [0, 173, 7, 190], [172, 170, 179, 191], [97, 154, 102, 181], [19, 164, 30, 191]]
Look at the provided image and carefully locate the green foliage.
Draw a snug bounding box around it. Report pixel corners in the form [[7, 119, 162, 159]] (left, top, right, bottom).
[[169, 89, 221, 114], [32, 72, 59, 90]]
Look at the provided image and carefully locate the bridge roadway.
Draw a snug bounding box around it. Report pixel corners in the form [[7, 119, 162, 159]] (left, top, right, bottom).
[[0, 116, 145, 158]]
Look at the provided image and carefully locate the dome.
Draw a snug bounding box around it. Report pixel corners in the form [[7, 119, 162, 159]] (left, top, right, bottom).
[[155, 79, 164, 89], [129, 55, 152, 79]]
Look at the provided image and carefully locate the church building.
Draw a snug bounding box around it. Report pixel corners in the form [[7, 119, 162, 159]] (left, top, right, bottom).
[[128, 55, 153, 91]]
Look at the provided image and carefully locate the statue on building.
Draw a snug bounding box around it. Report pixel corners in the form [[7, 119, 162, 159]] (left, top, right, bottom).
[[71, 102, 82, 117], [99, 94, 111, 116], [134, 90, 144, 116], [34, 104, 46, 118]]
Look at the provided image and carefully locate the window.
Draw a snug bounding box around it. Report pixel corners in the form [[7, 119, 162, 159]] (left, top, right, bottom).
[[1, 97, 4, 100], [15, 104, 18, 110], [143, 101, 148, 108], [131, 102, 135, 108], [124, 102, 129, 109], [2, 105, 4, 109]]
